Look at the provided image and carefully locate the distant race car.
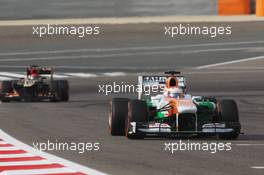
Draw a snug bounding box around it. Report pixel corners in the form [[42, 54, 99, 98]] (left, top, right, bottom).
[[109, 71, 241, 139], [0, 65, 69, 102]]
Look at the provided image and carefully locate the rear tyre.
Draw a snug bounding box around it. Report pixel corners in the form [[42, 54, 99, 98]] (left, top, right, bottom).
[[218, 99, 241, 140], [109, 98, 129, 136], [126, 100, 148, 139], [1, 81, 13, 102]]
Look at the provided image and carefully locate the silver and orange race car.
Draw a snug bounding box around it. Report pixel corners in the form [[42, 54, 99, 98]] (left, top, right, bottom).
[[109, 71, 241, 139], [0, 65, 69, 102]]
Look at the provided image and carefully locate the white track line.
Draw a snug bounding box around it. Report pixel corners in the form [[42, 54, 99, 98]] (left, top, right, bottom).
[[0, 160, 51, 166], [102, 72, 126, 76], [251, 166, 264, 169], [0, 72, 127, 79], [185, 47, 264, 54], [235, 143, 264, 146], [0, 129, 108, 175], [2, 168, 77, 175], [0, 40, 263, 57], [209, 67, 264, 70], [0, 147, 19, 151], [0, 46, 259, 62], [0, 153, 34, 158], [0, 15, 264, 26], [0, 52, 168, 62], [42, 74, 69, 78], [196, 55, 264, 69], [0, 73, 69, 79], [0, 72, 25, 78], [64, 73, 98, 78], [0, 76, 12, 80]]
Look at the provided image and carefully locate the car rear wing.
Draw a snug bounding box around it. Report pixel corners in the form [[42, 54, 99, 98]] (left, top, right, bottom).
[[38, 68, 53, 75], [138, 75, 186, 99], [26, 67, 54, 80]]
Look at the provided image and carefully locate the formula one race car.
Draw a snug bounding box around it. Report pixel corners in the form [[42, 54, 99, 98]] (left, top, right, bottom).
[[0, 65, 69, 102], [109, 71, 241, 140]]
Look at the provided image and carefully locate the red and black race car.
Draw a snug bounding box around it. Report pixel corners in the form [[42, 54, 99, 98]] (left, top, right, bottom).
[[0, 65, 69, 102]]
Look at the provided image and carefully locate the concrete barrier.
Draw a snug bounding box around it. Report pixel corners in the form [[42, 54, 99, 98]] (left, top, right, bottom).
[[218, 0, 251, 15]]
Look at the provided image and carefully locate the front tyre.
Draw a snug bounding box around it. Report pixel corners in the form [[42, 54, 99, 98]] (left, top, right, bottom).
[[109, 98, 129, 136], [58, 80, 69, 101], [51, 80, 61, 102], [218, 99, 241, 140]]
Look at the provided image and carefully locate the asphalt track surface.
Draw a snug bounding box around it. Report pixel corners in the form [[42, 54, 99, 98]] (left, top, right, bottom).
[[0, 0, 216, 20], [0, 21, 264, 175]]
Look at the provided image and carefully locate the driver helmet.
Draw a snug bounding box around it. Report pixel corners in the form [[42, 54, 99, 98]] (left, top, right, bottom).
[[28, 68, 39, 79]]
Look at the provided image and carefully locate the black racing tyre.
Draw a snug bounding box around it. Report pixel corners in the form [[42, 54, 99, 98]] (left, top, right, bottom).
[[220, 99, 239, 122], [58, 80, 69, 101], [1, 81, 13, 102], [109, 98, 129, 136], [125, 100, 148, 139], [1, 81, 12, 93], [50, 80, 61, 102], [219, 99, 240, 140]]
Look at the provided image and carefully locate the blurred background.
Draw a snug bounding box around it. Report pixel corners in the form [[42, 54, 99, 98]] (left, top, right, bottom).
[[1, 0, 259, 20], [1, 0, 260, 20], [0, 0, 219, 20]]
